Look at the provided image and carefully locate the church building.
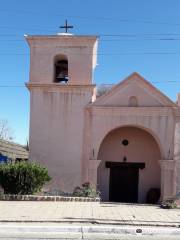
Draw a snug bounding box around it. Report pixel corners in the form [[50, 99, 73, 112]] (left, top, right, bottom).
[[25, 28, 180, 203]]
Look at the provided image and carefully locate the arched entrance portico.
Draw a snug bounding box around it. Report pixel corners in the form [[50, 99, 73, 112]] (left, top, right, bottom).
[[97, 126, 161, 203]]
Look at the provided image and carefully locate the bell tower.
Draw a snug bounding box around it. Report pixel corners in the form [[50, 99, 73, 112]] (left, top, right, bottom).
[[26, 29, 98, 192], [26, 33, 98, 85]]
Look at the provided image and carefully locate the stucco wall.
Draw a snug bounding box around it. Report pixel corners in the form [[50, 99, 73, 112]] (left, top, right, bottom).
[[29, 86, 94, 193], [84, 107, 175, 163], [82, 106, 176, 200], [26, 36, 98, 85], [26, 35, 98, 193], [97, 127, 161, 202], [99, 83, 164, 107], [173, 115, 180, 195]]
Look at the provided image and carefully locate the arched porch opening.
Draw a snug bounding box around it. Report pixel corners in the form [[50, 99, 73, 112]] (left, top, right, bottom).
[[97, 126, 161, 203]]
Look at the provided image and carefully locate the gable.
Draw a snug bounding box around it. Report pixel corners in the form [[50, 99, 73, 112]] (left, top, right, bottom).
[[92, 72, 176, 107]]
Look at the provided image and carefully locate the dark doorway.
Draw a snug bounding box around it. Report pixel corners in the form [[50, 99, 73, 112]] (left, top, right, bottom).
[[106, 162, 145, 203]]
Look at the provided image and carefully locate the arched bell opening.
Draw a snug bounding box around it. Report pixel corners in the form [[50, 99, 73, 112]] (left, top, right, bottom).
[[54, 55, 69, 84]]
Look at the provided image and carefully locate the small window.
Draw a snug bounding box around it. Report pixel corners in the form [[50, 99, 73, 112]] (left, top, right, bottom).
[[54, 59, 68, 84], [122, 139, 129, 146], [128, 96, 138, 107]]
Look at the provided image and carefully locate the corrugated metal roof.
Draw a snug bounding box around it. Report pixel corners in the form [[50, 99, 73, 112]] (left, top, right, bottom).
[[0, 139, 28, 160]]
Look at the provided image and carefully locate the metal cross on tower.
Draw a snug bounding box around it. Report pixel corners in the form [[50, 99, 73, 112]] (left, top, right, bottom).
[[60, 20, 74, 33]]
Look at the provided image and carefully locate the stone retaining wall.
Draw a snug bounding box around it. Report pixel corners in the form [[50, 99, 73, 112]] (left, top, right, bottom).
[[0, 195, 100, 202]]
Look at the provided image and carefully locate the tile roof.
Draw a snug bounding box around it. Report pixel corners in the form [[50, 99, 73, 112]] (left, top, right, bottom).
[[0, 139, 28, 160]]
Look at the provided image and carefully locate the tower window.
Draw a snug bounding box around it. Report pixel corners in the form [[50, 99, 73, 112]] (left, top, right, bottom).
[[54, 59, 68, 84]]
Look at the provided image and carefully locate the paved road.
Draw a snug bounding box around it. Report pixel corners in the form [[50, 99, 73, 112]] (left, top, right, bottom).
[[0, 201, 179, 227]]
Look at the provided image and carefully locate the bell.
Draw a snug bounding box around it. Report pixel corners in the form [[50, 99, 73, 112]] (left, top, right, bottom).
[[55, 59, 69, 83], [56, 73, 68, 83]]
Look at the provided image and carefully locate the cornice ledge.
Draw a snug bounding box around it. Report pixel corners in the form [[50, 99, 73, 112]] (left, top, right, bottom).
[[26, 83, 96, 91], [85, 106, 174, 116]]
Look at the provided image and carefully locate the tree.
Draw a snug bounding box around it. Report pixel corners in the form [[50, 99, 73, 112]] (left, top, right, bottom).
[[96, 84, 113, 97], [0, 119, 14, 141]]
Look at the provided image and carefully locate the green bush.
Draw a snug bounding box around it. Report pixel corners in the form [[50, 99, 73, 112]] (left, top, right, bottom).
[[160, 199, 177, 209], [73, 182, 100, 198], [0, 161, 51, 195]]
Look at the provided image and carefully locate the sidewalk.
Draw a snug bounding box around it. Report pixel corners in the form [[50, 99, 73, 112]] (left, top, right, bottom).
[[0, 201, 179, 227]]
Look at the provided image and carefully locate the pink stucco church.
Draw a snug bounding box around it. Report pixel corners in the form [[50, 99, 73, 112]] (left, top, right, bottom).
[[26, 30, 180, 203]]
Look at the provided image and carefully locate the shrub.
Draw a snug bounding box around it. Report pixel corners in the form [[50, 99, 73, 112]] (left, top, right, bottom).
[[160, 199, 177, 209], [0, 161, 51, 195], [73, 182, 100, 198]]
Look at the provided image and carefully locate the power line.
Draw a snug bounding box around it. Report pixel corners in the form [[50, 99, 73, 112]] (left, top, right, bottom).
[[0, 9, 180, 26], [0, 40, 24, 42], [0, 86, 25, 87], [1, 34, 180, 43], [2, 32, 180, 37], [0, 52, 180, 56], [2, 32, 180, 39], [100, 33, 180, 37], [0, 25, 55, 32], [0, 81, 180, 88], [2, 38, 180, 42], [101, 38, 180, 41], [99, 81, 180, 84]]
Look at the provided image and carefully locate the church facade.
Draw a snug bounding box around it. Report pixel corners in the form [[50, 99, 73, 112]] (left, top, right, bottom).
[[26, 33, 180, 203]]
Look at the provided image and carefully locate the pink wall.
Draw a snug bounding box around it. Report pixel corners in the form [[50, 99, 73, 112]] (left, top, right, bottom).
[[97, 127, 161, 202], [28, 86, 94, 192], [26, 35, 98, 193], [26, 35, 98, 85]]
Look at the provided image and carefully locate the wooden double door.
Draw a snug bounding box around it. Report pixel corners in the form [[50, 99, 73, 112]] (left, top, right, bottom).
[[106, 162, 145, 203]]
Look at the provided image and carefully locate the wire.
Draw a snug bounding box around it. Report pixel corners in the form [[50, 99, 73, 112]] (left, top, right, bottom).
[[98, 81, 180, 84], [101, 38, 180, 41], [2, 32, 180, 37], [2, 32, 180, 40], [0, 52, 179, 56], [0, 34, 23, 37], [0, 86, 25, 87], [0, 9, 180, 26], [2, 34, 180, 43], [100, 34, 180, 37], [2, 38, 180, 42], [0, 26, 55, 32], [0, 81, 180, 88]]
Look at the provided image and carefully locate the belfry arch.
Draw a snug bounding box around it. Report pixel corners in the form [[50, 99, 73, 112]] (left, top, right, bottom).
[[54, 54, 69, 84], [97, 126, 162, 203]]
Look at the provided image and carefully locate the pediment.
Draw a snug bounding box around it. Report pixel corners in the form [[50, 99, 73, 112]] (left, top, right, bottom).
[[92, 72, 176, 107]]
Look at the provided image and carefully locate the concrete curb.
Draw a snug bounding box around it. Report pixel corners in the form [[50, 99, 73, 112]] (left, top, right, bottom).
[[0, 224, 180, 237], [0, 194, 100, 202], [0, 219, 179, 228]]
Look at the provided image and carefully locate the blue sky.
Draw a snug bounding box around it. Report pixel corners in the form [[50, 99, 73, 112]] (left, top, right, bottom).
[[0, 0, 180, 144]]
